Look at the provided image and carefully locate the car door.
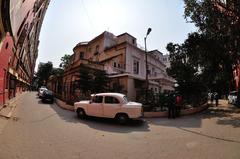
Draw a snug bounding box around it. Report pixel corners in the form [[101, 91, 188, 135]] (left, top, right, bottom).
[[103, 96, 121, 118], [87, 95, 103, 117]]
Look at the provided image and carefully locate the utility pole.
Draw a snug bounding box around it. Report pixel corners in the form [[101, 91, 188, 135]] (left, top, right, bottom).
[[144, 28, 152, 104]]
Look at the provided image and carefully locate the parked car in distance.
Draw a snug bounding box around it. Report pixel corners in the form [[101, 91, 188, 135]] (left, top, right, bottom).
[[228, 91, 237, 105], [74, 93, 143, 124], [41, 90, 54, 103], [38, 86, 48, 98]]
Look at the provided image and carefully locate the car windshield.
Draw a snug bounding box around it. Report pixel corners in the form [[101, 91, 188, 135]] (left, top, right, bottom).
[[44, 90, 53, 95], [123, 96, 129, 103], [40, 88, 47, 91]]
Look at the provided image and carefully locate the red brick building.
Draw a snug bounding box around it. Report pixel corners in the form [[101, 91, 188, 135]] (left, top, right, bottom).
[[214, 0, 240, 91], [0, 0, 50, 106]]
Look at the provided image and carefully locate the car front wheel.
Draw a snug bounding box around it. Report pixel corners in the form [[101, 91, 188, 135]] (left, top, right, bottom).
[[77, 108, 86, 119], [116, 114, 129, 124]]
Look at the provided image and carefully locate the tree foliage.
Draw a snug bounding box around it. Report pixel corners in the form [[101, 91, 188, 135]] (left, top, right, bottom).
[[35, 62, 53, 87], [35, 62, 64, 88], [51, 68, 64, 76], [92, 69, 109, 93], [184, 0, 240, 63], [79, 66, 94, 95], [59, 54, 71, 69], [167, 0, 239, 103], [78, 65, 109, 96]]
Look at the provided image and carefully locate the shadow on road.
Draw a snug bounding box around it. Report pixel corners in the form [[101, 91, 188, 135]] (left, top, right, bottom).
[[76, 116, 150, 133], [203, 104, 240, 128], [46, 101, 150, 133], [148, 102, 240, 129], [147, 115, 202, 128]]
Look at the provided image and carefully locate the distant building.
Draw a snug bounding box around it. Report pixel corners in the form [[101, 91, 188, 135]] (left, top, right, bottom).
[[163, 54, 171, 68], [58, 31, 175, 102]]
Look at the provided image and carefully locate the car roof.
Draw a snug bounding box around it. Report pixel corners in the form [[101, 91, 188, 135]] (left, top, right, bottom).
[[92, 93, 125, 98]]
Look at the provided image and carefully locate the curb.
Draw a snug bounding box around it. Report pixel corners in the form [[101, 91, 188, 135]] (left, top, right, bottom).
[[143, 104, 209, 118], [55, 98, 74, 111]]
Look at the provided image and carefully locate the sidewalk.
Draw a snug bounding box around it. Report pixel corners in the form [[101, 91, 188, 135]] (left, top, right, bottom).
[[0, 92, 26, 119], [208, 99, 240, 113], [55, 98, 74, 111], [0, 92, 26, 134]]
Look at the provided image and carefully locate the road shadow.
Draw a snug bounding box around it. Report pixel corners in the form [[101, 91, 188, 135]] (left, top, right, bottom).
[[48, 102, 150, 133], [217, 116, 240, 128], [202, 103, 240, 128], [148, 100, 240, 128], [77, 116, 150, 133], [37, 99, 54, 105], [147, 114, 202, 128]]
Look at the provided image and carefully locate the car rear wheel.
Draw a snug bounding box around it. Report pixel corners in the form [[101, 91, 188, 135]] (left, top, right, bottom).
[[116, 114, 129, 124], [77, 108, 86, 119]]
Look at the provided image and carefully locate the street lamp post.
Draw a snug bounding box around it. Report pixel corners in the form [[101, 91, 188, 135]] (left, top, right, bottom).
[[144, 28, 152, 104]]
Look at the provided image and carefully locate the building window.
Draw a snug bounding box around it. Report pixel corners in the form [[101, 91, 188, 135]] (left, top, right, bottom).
[[96, 45, 99, 52], [152, 67, 155, 76], [80, 52, 84, 59], [148, 66, 151, 76], [133, 59, 139, 74], [113, 62, 117, 67], [94, 45, 99, 55], [5, 42, 9, 49], [5, 72, 8, 89], [132, 39, 135, 45]]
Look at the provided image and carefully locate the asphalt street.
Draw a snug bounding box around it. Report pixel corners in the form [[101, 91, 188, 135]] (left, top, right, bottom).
[[0, 92, 239, 159]]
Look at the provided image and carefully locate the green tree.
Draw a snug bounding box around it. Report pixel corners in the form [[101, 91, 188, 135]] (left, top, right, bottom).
[[51, 68, 64, 76], [36, 62, 53, 87], [78, 66, 109, 95], [166, 41, 207, 105], [59, 54, 71, 69], [93, 69, 109, 93], [166, 0, 239, 104], [184, 0, 239, 93], [78, 66, 93, 96]]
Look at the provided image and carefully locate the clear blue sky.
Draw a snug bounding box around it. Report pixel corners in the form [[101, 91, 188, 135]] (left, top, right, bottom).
[[37, 0, 196, 69]]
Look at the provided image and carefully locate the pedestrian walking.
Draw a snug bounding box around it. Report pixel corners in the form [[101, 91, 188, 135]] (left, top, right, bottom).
[[210, 92, 214, 105], [167, 93, 176, 119], [176, 93, 183, 117], [214, 92, 219, 107]]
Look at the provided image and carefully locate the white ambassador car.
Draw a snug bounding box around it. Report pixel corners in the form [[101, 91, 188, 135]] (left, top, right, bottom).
[[74, 93, 143, 123], [228, 91, 237, 105], [38, 87, 48, 98]]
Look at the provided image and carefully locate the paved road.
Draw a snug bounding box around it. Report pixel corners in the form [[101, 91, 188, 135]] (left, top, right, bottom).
[[0, 92, 240, 159]]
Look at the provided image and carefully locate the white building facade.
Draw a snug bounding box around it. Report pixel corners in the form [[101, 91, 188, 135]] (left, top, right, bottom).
[[72, 31, 175, 101]]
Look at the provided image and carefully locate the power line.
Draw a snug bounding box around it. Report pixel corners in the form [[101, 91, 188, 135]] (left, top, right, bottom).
[[81, 0, 95, 31]]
